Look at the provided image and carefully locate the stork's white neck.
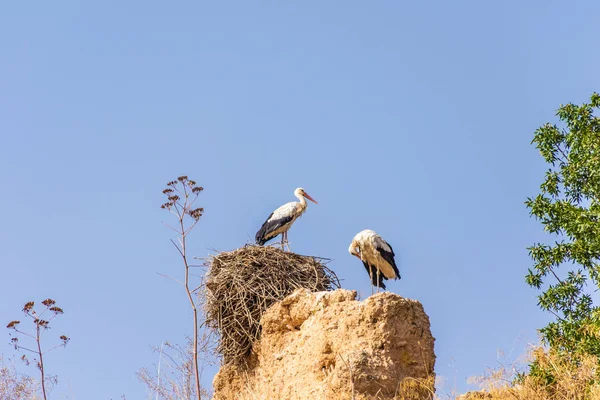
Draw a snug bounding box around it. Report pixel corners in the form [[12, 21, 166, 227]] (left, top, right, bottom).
[[295, 191, 307, 208]]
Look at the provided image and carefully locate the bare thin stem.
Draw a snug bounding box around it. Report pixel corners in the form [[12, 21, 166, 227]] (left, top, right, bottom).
[[156, 342, 164, 400], [13, 346, 40, 355], [161, 178, 203, 400], [556, 143, 569, 164], [170, 239, 185, 258], [13, 329, 37, 340], [36, 323, 47, 400], [43, 343, 68, 354], [179, 208, 202, 400], [156, 272, 185, 286], [162, 222, 180, 234], [7, 300, 68, 400]]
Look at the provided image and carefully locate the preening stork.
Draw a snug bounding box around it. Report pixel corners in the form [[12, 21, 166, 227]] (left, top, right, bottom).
[[255, 188, 318, 251], [348, 229, 400, 294]]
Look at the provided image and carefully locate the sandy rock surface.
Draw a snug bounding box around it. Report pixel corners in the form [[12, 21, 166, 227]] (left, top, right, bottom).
[[213, 289, 435, 400]]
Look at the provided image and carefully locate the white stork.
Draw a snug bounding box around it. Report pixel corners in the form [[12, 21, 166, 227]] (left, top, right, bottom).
[[348, 229, 400, 294], [255, 188, 318, 251]]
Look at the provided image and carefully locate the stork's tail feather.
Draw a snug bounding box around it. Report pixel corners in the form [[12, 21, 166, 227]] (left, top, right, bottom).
[[255, 213, 293, 246], [375, 270, 386, 289]]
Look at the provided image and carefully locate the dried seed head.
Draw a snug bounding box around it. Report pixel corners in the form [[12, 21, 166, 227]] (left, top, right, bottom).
[[49, 307, 64, 315], [22, 302, 34, 313], [6, 320, 20, 329], [42, 299, 56, 307], [189, 208, 204, 220], [177, 176, 188, 182], [60, 335, 70, 345], [168, 195, 180, 202], [162, 188, 174, 194], [34, 319, 49, 329], [192, 187, 204, 194]]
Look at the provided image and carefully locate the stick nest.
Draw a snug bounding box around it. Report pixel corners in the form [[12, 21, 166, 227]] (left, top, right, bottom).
[[205, 245, 340, 366]]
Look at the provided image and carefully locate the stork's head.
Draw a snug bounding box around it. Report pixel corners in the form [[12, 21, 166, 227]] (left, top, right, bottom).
[[348, 240, 361, 259], [295, 187, 318, 204]]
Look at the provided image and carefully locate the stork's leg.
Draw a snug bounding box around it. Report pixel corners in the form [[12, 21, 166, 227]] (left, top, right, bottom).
[[281, 231, 289, 252], [369, 266, 374, 296], [376, 263, 379, 294]]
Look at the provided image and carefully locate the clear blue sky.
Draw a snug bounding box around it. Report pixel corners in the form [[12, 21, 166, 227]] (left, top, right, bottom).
[[1, 1, 599, 399]]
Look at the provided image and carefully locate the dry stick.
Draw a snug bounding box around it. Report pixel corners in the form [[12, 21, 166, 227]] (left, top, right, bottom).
[[177, 190, 202, 400], [156, 272, 184, 286], [162, 181, 204, 400], [206, 246, 338, 365], [35, 320, 47, 400], [155, 342, 165, 400]]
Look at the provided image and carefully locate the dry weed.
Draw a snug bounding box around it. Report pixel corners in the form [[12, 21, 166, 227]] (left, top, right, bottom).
[[462, 346, 600, 400], [137, 338, 214, 400], [394, 376, 436, 400], [0, 355, 39, 400]]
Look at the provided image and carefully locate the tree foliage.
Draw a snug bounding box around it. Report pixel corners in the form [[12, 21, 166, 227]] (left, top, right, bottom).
[[526, 92, 600, 359]]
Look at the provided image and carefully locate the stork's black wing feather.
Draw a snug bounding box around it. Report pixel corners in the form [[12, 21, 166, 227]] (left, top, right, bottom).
[[255, 213, 294, 245], [362, 261, 386, 289], [376, 241, 401, 280]]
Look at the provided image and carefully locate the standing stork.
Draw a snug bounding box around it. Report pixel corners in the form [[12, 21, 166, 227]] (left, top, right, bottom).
[[255, 187, 318, 251], [348, 229, 400, 294]]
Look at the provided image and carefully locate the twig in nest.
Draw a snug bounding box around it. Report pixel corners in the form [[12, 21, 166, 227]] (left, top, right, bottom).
[[204, 245, 340, 366]]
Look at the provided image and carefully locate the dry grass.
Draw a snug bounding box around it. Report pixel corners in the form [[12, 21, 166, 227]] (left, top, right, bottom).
[[462, 347, 600, 400], [137, 339, 214, 400], [0, 355, 39, 400], [234, 373, 436, 400], [204, 245, 339, 366], [394, 376, 436, 400]]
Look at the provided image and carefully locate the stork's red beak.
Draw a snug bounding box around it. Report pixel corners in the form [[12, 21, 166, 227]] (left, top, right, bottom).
[[303, 192, 318, 204]]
